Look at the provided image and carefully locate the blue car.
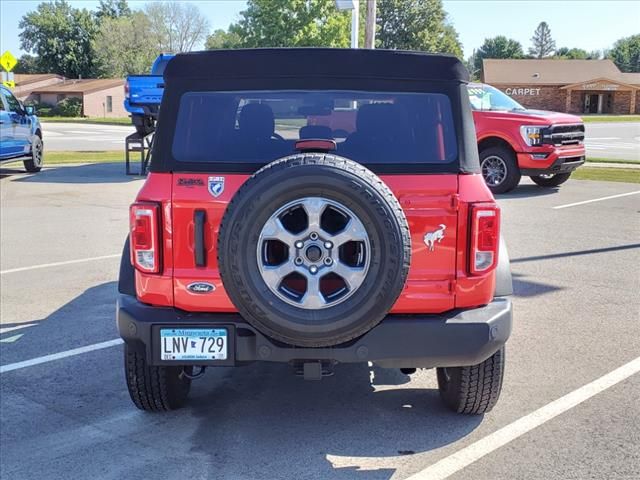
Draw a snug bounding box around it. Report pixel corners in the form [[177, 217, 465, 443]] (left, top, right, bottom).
[[0, 85, 43, 172]]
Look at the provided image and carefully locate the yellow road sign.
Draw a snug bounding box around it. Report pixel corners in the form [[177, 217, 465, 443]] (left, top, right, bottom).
[[1, 51, 18, 72], [2, 80, 16, 89]]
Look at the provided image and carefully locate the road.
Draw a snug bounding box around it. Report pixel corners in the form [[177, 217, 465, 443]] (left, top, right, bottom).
[[1, 163, 638, 480], [41, 122, 134, 151], [584, 122, 640, 161], [41, 121, 640, 162]]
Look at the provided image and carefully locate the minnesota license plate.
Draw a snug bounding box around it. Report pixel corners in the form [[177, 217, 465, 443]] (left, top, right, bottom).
[[160, 328, 227, 361]]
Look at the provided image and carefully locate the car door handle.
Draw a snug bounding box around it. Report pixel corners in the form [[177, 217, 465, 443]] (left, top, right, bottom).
[[194, 209, 207, 267]]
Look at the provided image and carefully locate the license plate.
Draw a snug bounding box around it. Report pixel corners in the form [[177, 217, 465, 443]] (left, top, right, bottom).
[[160, 328, 227, 361]]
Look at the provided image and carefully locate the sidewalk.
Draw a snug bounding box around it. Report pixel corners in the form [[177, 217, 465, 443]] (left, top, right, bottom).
[[586, 162, 640, 169]]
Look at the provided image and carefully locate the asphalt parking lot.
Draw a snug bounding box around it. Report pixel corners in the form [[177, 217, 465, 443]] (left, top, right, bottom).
[[1, 163, 639, 480]]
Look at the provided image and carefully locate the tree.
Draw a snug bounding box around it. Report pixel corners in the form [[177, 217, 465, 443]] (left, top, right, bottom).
[[19, 0, 99, 78], [145, 1, 210, 53], [231, 0, 351, 48], [473, 36, 524, 73], [205, 29, 242, 49], [555, 47, 586, 59], [608, 34, 640, 72], [93, 12, 158, 77], [13, 54, 42, 74], [95, 0, 131, 21], [376, 0, 462, 57], [529, 21, 556, 58]]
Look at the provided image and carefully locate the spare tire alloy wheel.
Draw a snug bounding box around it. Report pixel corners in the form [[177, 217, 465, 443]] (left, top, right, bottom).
[[258, 197, 370, 309], [218, 154, 411, 348]]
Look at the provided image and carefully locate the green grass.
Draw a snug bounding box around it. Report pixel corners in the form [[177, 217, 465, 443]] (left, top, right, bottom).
[[40, 116, 131, 126], [586, 157, 639, 165], [581, 115, 640, 123], [44, 151, 124, 164], [0, 150, 124, 166], [572, 167, 640, 183]]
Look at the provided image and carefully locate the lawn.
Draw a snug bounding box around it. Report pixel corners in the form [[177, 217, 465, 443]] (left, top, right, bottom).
[[586, 157, 639, 165], [581, 115, 640, 123], [4, 150, 638, 184], [40, 117, 131, 126], [572, 167, 640, 184]]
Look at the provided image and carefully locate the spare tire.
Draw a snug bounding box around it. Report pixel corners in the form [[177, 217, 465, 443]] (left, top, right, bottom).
[[218, 154, 411, 347]]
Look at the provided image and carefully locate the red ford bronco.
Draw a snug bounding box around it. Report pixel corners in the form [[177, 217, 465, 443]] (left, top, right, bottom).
[[469, 83, 585, 193], [117, 49, 513, 414]]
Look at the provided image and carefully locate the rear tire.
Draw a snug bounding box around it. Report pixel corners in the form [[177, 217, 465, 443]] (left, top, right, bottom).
[[124, 344, 192, 411], [23, 134, 43, 173], [436, 347, 505, 415], [530, 172, 572, 187], [480, 146, 520, 194]]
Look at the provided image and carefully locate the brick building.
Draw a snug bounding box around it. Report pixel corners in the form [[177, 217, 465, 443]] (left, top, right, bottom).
[[14, 75, 126, 118], [482, 59, 640, 115]]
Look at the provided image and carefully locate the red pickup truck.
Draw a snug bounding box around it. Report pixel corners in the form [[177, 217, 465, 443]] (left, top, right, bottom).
[[469, 84, 585, 193]]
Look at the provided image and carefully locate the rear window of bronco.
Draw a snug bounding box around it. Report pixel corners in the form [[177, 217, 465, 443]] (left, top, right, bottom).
[[172, 90, 457, 165]]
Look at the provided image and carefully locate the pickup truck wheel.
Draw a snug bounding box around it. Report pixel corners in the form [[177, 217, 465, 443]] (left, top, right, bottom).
[[480, 147, 520, 194], [124, 345, 192, 411], [436, 347, 505, 414], [23, 134, 43, 173], [530, 172, 572, 187], [218, 153, 411, 348]]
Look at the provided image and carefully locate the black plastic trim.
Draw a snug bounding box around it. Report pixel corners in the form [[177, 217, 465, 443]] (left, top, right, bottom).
[[118, 236, 136, 296], [521, 157, 585, 176], [193, 209, 206, 267], [117, 295, 512, 368]]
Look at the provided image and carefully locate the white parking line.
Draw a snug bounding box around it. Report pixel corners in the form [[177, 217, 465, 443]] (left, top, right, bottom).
[[406, 356, 640, 480], [0, 339, 123, 374], [0, 254, 120, 275], [553, 190, 640, 210]]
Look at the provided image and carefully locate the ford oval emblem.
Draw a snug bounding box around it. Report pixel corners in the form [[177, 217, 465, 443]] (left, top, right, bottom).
[[187, 282, 215, 294]]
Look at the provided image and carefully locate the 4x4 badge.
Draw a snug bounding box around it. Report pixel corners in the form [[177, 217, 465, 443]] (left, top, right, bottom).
[[424, 224, 446, 251], [208, 176, 225, 197]]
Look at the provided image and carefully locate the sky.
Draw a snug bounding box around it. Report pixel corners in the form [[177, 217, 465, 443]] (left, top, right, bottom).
[[1, 0, 639, 60]]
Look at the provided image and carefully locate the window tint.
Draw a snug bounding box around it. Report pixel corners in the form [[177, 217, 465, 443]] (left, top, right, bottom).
[[172, 90, 457, 165]]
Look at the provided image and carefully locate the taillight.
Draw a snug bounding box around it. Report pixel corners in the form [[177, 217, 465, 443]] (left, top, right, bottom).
[[124, 81, 130, 99], [130, 202, 160, 273], [469, 203, 500, 275]]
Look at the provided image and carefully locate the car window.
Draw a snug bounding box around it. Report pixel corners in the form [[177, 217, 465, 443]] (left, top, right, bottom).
[[3, 90, 22, 113], [172, 90, 457, 165], [468, 85, 525, 112]]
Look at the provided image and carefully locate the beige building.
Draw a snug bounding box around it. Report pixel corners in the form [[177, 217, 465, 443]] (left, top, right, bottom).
[[482, 59, 640, 115], [14, 75, 126, 118]]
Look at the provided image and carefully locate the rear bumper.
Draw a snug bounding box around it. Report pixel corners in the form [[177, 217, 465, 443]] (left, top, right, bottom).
[[117, 295, 512, 369]]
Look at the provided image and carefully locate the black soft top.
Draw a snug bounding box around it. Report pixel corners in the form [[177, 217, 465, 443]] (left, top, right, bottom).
[[151, 48, 480, 175], [164, 48, 469, 85]]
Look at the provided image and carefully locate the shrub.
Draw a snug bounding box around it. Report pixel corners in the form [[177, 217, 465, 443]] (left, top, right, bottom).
[[56, 97, 83, 117]]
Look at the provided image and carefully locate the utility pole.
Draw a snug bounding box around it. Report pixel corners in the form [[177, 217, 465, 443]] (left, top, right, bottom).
[[365, 0, 377, 49]]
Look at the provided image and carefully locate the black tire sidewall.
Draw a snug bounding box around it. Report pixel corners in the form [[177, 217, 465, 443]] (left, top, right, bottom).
[[480, 146, 520, 194], [218, 155, 410, 347], [24, 134, 43, 173]]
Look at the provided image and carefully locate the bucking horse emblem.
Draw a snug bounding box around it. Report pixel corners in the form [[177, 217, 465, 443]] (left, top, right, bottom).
[[423, 224, 446, 252]]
